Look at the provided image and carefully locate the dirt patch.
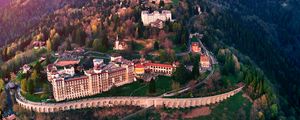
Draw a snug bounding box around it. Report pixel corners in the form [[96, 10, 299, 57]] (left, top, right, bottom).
[[183, 107, 212, 119]]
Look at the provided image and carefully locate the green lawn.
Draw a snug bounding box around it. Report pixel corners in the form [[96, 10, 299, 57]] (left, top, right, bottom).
[[173, 45, 187, 53], [150, 76, 173, 96], [95, 81, 147, 97], [21, 92, 49, 102], [194, 92, 252, 120], [96, 76, 173, 97], [132, 42, 144, 51]]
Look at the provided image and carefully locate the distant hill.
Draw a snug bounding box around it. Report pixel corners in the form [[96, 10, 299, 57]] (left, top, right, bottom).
[[0, 0, 10, 7], [0, 0, 88, 47]]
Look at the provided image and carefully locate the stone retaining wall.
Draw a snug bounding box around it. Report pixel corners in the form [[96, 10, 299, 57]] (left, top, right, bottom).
[[16, 86, 243, 113]]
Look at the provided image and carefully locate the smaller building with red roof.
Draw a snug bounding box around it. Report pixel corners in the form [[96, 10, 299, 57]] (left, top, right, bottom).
[[191, 42, 201, 53], [200, 54, 211, 69]]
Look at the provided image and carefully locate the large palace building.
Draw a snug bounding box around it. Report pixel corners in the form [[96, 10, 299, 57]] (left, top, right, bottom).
[[141, 10, 172, 26], [47, 56, 135, 101]]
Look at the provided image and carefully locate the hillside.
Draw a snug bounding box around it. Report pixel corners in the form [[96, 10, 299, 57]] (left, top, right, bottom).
[[0, 0, 10, 8], [195, 0, 300, 119], [0, 0, 88, 47], [0, 0, 299, 119]]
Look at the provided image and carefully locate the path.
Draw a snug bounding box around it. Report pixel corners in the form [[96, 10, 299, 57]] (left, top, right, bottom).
[[130, 84, 148, 96]]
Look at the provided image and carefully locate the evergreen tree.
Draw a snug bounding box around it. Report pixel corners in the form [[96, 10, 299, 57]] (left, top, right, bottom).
[[93, 38, 108, 52], [42, 83, 50, 98], [34, 61, 43, 74], [52, 33, 61, 51], [30, 70, 40, 87], [137, 20, 145, 38], [45, 55, 51, 65], [31, 61, 43, 86], [66, 40, 72, 50], [223, 54, 235, 75], [192, 55, 200, 79], [149, 78, 156, 94], [0, 79, 4, 91], [21, 79, 27, 92], [172, 64, 192, 85], [164, 20, 171, 32], [159, 1, 165, 7], [0, 92, 8, 112], [154, 41, 159, 50], [74, 28, 86, 46], [46, 40, 52, 52], [180, 28, 189, 45], [92, 38, 101, 51], [130, 40, 136, 51], [27, 79, 34, 94]]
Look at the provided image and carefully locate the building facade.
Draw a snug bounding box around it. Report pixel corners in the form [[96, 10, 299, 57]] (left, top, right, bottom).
[[47, 57, 135, 101], [191, 42, 201, 53], [200, 54, 211, 69], [141, 10, 172, 26], [144, 63, 175, 76], [113, 40, 127, 50], [149, 0, 172, 4], [149, 19, 164, 29], [134, 62, 176, 76], [33, 41, 46, 49]]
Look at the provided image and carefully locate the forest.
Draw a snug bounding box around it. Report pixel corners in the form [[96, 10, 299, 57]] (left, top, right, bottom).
[[0, 0, 299, 119], [196, 0, 300, 119]]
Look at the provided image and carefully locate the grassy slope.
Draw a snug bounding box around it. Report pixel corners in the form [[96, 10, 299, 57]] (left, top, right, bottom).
[[90, 76, 173, 97], [195, 92, 252, 120]]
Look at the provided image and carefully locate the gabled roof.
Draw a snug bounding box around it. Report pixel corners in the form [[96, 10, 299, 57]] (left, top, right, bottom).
[[200, 55, 210, 62], [191, 42, 199, 46], [135, 63, 145, 68], [55, 60, 80, 67], [144, 63, 173, 68]]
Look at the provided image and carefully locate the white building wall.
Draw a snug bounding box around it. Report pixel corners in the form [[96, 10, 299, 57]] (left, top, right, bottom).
[[141, 10, 172, 26]]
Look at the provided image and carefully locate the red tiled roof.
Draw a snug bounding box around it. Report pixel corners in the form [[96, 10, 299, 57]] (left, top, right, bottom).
[[191, 42, 199, 46], [135, 63, 145, 68], [47, 64, 54, 71], [55, 60, 80, 67], [33, 41, 46, 46], [200, 55, 210, 62], [144, 63, 173, 68]]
